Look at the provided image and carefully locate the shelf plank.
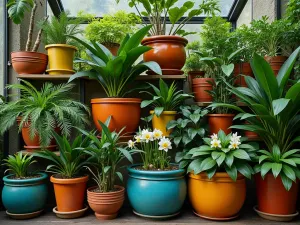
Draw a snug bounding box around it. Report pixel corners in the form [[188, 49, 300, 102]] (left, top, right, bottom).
[[19, 150, 60, 156], [196, 102, 212, 107]]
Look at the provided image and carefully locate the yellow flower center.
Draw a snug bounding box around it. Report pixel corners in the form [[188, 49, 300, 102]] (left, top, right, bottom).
[[145, 134, 151, 139], [162, 142, 169, 148]]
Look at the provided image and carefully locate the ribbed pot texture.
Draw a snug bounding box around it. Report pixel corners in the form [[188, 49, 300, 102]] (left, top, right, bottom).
[[264, 56, 287, 76], [192, 78, 214, 103], [234, 62, 254, 87]]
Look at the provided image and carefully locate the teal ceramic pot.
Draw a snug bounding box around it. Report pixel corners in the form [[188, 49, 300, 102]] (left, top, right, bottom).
[[2, 172, 48, 214], [127, 164, 186, 217]]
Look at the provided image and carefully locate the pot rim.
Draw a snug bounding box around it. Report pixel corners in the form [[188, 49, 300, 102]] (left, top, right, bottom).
[[192, 77, 214, 84], [189, 172, 245, 182], [3, 172, 48, 185], [188, 71, 206, 75], [102, 42, 120, 47], [207, 114, 235, 117], [11, 51, 48, 56], [87, 185, 125, 195], [264, 55, 288, 60], [50, 175, 88, 184], [150, 110, 177, 115], [91, 98, 142, 104], [141, 35, 188, 46], [45, 44, 78, 51]]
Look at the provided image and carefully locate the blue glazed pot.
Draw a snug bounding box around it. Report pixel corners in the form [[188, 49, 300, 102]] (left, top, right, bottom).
[[127, 164, 186, 217], [2, 172, 48, 214]]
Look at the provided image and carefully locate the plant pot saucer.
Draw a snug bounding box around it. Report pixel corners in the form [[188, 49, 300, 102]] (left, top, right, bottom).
[[253, 206, 299, 222], [193, 211, 239, 221], [6, 210, 43, 219], [95, 212, 118, 220], [133, 210, 180, 219], [146, 69, 184, 75], [24, 145, 57, 151], [53, 205, 88, 219]]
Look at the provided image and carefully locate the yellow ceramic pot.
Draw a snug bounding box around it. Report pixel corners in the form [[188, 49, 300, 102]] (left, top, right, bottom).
[[150, 110, 176, 136], [188, 172, 246, 220], [45, 44, 77, 75]]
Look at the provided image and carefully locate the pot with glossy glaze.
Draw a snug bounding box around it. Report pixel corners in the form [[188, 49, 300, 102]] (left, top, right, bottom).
[[207, 114, 235, 135], [150, 110, 176, 136]]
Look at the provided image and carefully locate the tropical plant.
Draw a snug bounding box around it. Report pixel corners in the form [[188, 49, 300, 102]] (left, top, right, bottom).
[[117, 0, 219, 36], [84, 10, 141, 46], [176, 130, 258, 181], [40, 11, 83, 45], [7, 0, 47, 51], [33, 131, 92, 178], [209, 47, 300, 190], [167, 105, 208, 151], [3, 152, 36, 178], [184, 41, 206, 75], [140, 78, 193, 117], [127, 128, 172, 170], [78, 117, 137, 192], [68, 25, 161, 97], [0, 80, 90, 146]]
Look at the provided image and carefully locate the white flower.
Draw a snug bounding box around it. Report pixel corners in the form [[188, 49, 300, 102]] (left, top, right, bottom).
[[231, 132, 241, 142], [153, 129, 163, 140], [229, 140, 241, 149], [128, 140, 135, 149], [158, 137, 172, 152], [211, 139, 221, 148], [211, 133, 218, 140], [141, 129, 153, 143], [134, 135, 142, 143]]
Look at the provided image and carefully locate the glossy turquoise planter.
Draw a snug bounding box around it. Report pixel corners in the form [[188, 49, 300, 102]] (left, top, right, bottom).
[[2, 172, 48, 214], [127, 164, 186, 218]]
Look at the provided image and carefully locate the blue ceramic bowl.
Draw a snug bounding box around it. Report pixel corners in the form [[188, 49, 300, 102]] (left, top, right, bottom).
[[127, 164, 186, 217], [2, 172, 48, 214]]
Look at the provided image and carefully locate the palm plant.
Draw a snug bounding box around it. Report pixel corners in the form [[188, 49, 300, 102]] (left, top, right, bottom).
[[210, 47, 300, 190], [68, 25, 161, 97], [0, 80, 90, 146], [3, 152, 36, 178], [140, 79, 192, 117]]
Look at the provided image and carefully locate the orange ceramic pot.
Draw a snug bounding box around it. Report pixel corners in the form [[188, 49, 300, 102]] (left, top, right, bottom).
[[264, 56, 287, 76], [50, 175, 88, 212], [234, 62, 254, 87], [192, 77, 214, 103], [91, 98, 142, 134], [255, 173, 299, 215], [207, 114, 235, 135], [189, 172, 246, 220], [87, 185, 125, 220], [188, 71, 205, 92], [102, 43, 120, 56], [150, 111, 176, 137], [141, 35, 188, 75], [11, 51, 48, 74]]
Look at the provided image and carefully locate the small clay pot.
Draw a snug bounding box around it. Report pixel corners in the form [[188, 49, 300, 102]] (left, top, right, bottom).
[[207, 114, 235, 135], [234, 62, 254, 87], [102, 43, 120, 56], [192, 77, 214, 103], [87, 185, 125, 220], [264, 56, 287, 76]]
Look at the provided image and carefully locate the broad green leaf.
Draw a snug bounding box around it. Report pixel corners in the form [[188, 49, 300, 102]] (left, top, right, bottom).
[[225, 164, 237, 181], [154, 107, 164, 117], [272, 98, 290, 115], [282, 165, 296, 181], [216, 152, 226, 166], [190, 114, 200, 124], [233, 150, 250, 160], [169, 6, 187, 24], [271, 163, 282, 178], [221, 64, 234, 76], [261, 162, 272, 178], [281, 173, 293, 191]]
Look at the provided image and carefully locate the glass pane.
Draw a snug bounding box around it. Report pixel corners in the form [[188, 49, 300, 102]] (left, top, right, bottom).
[[0, 1, 4, 95]]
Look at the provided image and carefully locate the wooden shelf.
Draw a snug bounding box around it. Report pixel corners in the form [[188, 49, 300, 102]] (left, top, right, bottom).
[[19, 150, 60, 156], [195, 102, 247, 107]]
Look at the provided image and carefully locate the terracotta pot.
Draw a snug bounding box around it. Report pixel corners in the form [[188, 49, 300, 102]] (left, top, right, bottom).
[[207, 114, 235, 135], [87, 185, 125, 220], [11, 51, 48, 74], [91, 98, 141, 134], [141, 35, 188, 75], [255, 173, 299, 215], [102, 43, 120, 56], [187, 71, 205, 92], [264, 56, 287, 76], [45, 44, 77, 75], [244, 122, 259, 139], [234, 62, 254, 87], [50, 175, 88, 212], [150, 111, 176, 137], [192, 78, 214, 103], [189, 172, 246, 219]]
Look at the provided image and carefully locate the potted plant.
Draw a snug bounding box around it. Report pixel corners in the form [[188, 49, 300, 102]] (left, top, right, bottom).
[[7, 0, 48, 74], [0, 80, 89, 151], [118, 0, 219, 75], [40, 12, 83, 75], [126, 128, 187, 218], [2, 152, 48, 219], [210, 47, 300, 220], [79, 118, 136, 220], [84, 10, 141, 55], [140, 78, 192, 136], [34, 132, 91, 215], [68, 26, 161, 134], [176, 130, 257, 220]]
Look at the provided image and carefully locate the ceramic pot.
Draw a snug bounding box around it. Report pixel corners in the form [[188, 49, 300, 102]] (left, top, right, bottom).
[[2, 173, 48, 214], [188, 71, 205, 92], [255, 173, 299, 215], [11, 51, 48, 74], [102, 43, 120, 56], [192, 77, 214, 103], [87, 185, 125, 220], [234, 62, 254, 87], [141, 35, 188, 75], [207, 114, 235, 135], [50, 175, 88, 212], [189, 172, 246, 220], [91, 98, 141, 134], [264, 56, 287, 76], [127, 164, 187, 218], [150, 110, 176, 136], [45, 44, 77, 75], [244, 122, 259, 139]]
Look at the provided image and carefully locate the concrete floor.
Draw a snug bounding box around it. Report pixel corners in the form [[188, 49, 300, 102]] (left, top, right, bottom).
[[0, 206, 299, 225]]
